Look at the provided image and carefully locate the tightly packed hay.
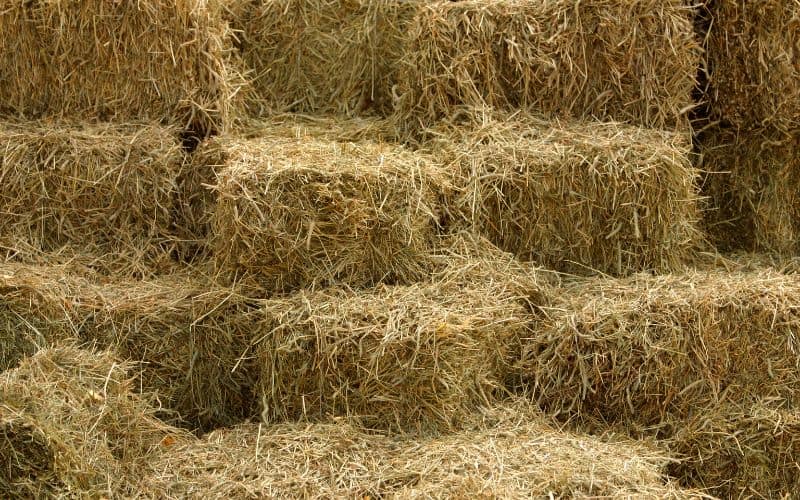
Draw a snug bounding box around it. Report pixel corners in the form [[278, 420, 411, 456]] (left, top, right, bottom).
[[256, 280, 531, 431], [700, 127, 800, 254], [0, 120, 186, 275], [518, 267, 800, 434], [0, 345, 192, 498], [232, 0, 417, 116], [396, 0, 700, 133], [0, 0, 241, 136], [207, 131, 449, 292], [431, 113, 704, 276], [704, 0, 800, 132]]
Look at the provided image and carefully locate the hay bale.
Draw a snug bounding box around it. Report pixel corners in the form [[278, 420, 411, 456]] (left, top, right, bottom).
[[700, 127, 800, 254], [0, 0, 241, 136], [704, 0, 800, 132], [432, 113, 704, 276], [207, 130, 449, 292], [396, 0, 700, 133], [518, 266, 800, 433], [0, 345, 192, 498], [256, 281, 530, 431], [232, 0, 417, 116], [0, 120, 186, 275]]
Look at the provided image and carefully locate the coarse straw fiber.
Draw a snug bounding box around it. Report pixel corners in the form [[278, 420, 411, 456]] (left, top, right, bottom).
[[428, 111, 704, 276], [700, 126, 800, 254], [0, 0, 243, 137], [0, 345, 194, 499], [231, 0, 418, 117], [206, 129, 450, 293], [703, 0, 800, 132], [395, 0, 700, 135], [0, 120, 187, 277], [517, 265, 800, 436]]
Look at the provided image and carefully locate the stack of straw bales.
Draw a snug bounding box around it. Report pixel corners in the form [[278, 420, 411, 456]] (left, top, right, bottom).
[[0, 0, 241, 136], [430, 113, 704, 275], [231, 0, 417, 117], [700, 0, 800, 252], [396, 0, 700, 134], [205, 129, 449, 292]]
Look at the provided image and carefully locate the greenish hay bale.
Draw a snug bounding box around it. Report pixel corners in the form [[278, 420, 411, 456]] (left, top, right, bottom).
[[0, 120, 186, 276], [519, 267, 800, 434], [704, 0, 800, 132], [668, 401, 800, 498], [430, 112, 704, 276], [396, 0, 700, 134], [206, 130, 449, 293], [0, 0, 243, 136], [700, 126, 800, 254], [232, 0, 418, 117], [0, 345, 193, 498], [255, 281, 531, 432]]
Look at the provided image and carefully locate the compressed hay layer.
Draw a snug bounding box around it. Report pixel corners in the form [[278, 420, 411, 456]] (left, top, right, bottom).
[[256, 279, 532, 432], [0, 120, 186, 274], [0, 345, 193, 498], [232, 0, 417, 117], [148, 403, 698, 499], [432, 113, 704, 276], [518, 266, 800, 433], [208, 131, 449, 292], [700, 127, 800, 254], [668, 401, 800, 498], [704, 0, 800, 132], [396, 0, 700, 133], [0, 0, 241, 136]]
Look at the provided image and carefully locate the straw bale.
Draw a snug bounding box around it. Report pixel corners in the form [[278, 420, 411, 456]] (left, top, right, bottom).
[[0, 0, 242, 136], [704, 0, 800, 132], [207, 131, 449, 292], [232, 0, 418, 117], [0, 345, 193, 498], [396, 0, 700, 134], [255, 281, 530, 431], [431, 113, 704, 276], [518, 267, 800, 433], [0, 120, 186, 276], [700, 127, 800, 254]]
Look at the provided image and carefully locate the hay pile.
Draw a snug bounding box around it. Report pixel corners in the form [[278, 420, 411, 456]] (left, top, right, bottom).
[[518, 266, 800, 434], [0, 345, 193, 498], [430, 113, 704, 276], [0, 120, 186, 275], [0, 0, 241, 136], [396, 0, 700, 133], [232, 0, 417, 117], [206, 131, 449, 292]]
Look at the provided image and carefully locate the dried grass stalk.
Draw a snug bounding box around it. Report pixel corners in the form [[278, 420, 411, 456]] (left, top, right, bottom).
[[207, 130, 449, 293], [396, 0, 700, 134], [704, 0, 800, 132], [0, 0, 243, 136], [431, 112, 704, 276], [232, 0, 417, 117]]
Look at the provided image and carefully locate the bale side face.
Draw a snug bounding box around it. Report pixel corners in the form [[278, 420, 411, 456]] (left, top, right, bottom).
[[210, 135, 448, 293], [396, 0, 700, 132], [435, 116, 703, 276], [0, 0, 240, 135]]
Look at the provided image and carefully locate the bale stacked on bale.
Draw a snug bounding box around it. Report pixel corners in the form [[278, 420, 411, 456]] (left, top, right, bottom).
[[0, 345, 193, 498], [396, 0, 700, 134], [0, 120, 186, 276], [0, 0, 241, 136], [206, 131, 449, 293], [518, 267, 800, 434], [232, 0, 417, 116], [431, 113, 704, 275]]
